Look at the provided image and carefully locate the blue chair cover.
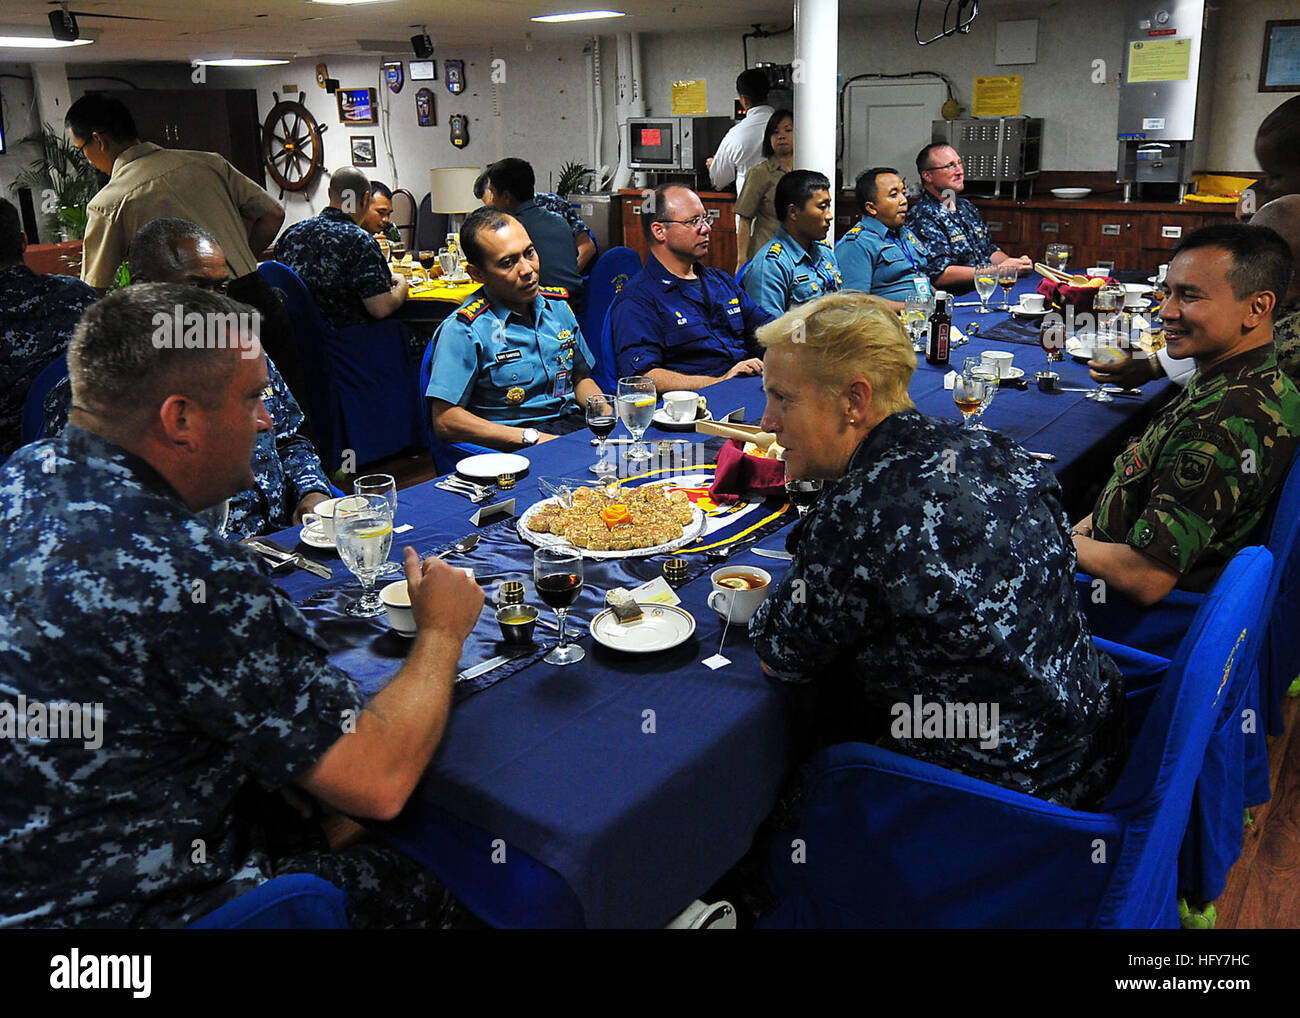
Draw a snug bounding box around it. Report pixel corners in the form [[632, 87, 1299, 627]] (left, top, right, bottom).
[[736, 257, 753, 285], [20, 353, 69, 445], [577, 246, 641, 387], [759, 546, 1273, 928], [594, 303, 620, 395], [417, 334, 494, 474], [188, 873, 349, 929]]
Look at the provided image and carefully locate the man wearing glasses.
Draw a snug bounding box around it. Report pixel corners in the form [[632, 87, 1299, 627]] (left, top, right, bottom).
[[611, 184, 770, 392], [907, 143, 1033, 293]]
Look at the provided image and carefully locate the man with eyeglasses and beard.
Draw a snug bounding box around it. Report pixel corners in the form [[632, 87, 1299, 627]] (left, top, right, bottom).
[[610, 184, 771, 393]]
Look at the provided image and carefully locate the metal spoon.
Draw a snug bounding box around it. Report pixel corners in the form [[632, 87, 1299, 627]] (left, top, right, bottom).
[[435, 533, 482, 558]]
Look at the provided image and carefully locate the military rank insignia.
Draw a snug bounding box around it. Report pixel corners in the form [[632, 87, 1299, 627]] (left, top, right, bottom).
[[557, 328, 573, 341], [506, 386, 526, 405]]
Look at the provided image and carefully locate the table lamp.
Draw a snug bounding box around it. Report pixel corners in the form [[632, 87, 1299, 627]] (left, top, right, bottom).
[[429, 166, 482, 246]]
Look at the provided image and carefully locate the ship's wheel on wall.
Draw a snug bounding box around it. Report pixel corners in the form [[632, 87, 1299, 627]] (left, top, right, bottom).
[[261, 91, 326, 197]]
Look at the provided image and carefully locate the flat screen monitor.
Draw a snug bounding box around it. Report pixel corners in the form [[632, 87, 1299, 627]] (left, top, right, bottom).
[[629, 120, 676, 169]]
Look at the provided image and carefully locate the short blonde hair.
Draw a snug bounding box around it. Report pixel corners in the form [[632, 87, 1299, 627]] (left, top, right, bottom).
[[756, 291, 916, 416]]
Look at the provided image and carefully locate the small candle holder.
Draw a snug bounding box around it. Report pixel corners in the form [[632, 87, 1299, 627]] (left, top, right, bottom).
[[497, 472, 517, 490], [663, 557, 689, 586], [497, 574, 526, 606]]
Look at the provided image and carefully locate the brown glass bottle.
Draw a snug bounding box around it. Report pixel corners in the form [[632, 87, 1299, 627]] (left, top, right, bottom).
[[925, 295, 951, 366]]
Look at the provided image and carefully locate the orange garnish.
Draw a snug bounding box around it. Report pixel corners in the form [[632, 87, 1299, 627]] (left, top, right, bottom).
[[601, 504, 632, 529]]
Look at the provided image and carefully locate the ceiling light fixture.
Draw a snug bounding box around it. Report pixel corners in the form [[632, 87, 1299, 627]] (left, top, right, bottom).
[[309, 0, 395, 5], [531, 10, 626, 23], [194, 57, 291, 67], [0, 34, 93, 49]]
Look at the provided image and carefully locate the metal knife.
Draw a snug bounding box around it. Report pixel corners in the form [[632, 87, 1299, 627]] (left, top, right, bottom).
[[1026, 451, 1058, 463], [251, 538, 333, 579], [752, 548, 794, 561], [456, 652, 516, 683]]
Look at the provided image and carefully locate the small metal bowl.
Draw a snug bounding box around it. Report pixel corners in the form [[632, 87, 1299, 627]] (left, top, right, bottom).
[[496, 604, 538, 644], [1035, 370, 1060, 393]]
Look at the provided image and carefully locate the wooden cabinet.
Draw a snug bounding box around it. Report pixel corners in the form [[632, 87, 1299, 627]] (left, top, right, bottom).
[[616, 190, 737, 273]]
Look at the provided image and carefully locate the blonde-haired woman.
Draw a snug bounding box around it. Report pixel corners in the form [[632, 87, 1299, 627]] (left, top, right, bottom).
[[749, 291, 1124, 811]]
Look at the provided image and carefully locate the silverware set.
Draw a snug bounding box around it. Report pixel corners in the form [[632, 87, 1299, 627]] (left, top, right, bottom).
[[435, 477, 497, 502], [244, 538, 333, 579]]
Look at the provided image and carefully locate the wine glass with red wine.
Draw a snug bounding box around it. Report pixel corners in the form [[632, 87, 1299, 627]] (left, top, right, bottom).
[[586, 392, 617, 478], [534, 546, 585, 665], [418, 250, 437, 282]]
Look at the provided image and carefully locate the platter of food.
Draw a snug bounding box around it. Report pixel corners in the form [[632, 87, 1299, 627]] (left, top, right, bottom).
[[517, 481, 706, 559]]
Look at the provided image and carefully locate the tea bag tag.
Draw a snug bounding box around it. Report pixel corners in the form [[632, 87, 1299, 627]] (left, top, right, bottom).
[[703, 653, 731, 670]]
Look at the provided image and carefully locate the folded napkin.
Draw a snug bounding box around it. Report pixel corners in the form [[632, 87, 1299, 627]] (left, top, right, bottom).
[[709, 439, 786, 502], [1037, 275, 1118, 316]]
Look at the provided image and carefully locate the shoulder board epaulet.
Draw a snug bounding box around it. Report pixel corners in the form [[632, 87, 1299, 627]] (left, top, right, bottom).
[[538, 285, 570, 300], [843, 224, 862, 238], [765, 241, 783, 259], [456, 298, 490, 323]]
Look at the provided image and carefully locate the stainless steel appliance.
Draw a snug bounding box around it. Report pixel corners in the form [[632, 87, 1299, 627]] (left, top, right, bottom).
[[625, 116, 734, 185], [571, 193, 617, 253], [931, 117, 1043, 199]]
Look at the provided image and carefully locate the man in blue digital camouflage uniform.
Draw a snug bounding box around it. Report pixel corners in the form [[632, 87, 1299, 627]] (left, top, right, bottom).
[[742, 169, 843, 318], [611, 183, 770, 392], [275, 166, 408, 328], [0, 284, 484, 928], [835, 167, 932, 308], [426, 207, 601, 451], [0, 198, 98, 459], [43, 219, 331, 539]]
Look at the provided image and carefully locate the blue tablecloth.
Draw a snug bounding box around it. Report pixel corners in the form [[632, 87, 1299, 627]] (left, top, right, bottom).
[[267, 275, 1176, 927]]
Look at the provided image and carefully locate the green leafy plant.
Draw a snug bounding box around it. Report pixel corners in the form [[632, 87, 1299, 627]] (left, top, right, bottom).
[[8, 123, 107, 241], [556, 161, 595, 197]]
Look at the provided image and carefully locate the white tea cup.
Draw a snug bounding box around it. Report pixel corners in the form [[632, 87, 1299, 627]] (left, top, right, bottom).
[[981, 350, 1015, 378], [1018, 293, 1046, 313], [301, 497, 339, 541], [706, 567, 772, 624], [663, 390, 700, 423], [380, 580, 417, 637]]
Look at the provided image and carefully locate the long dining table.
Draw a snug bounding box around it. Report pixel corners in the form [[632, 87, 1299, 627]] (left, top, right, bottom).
[[266, 272, 1176, 927]]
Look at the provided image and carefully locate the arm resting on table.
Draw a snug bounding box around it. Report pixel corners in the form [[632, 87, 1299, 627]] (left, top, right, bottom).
[[431, 398, 556, 450]]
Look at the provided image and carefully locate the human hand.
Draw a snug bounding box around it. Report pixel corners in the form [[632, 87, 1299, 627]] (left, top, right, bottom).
[[723, 358, 764, 380], [1087, 352, 1156, 389], [402, 547, 484, 642], [293, 490, 331, 524], [536, 432, 559, 444]]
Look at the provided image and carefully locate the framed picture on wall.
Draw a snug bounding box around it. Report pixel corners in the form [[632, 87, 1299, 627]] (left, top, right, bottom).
[[350, 136, 376, 167], [1260, 19, 1300, 92], [337, 87, 378, 124]]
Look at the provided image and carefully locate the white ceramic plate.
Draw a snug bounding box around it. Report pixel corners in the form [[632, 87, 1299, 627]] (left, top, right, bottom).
[[516, 484, 707, 559], [589, 603, 697, 653], [652, 407, 714, 430], [1051, 187, 1092, 199], [456, 452, 531, 481], [299, 523, 335, 549]]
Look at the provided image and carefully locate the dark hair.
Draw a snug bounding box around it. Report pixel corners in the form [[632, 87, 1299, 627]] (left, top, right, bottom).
[[761, 108, 793, 158], [484, 158, 535, 204], [1174, 222, 1294, 307], [774, 170, 831, 223], [459, 206, 517, 267], [472, 168, 490, 200], [127, 218, 220, 283], [1258, 95, 1300, 154], [915, 142, 951, 176], [855, 167, 900, 213], [368, 180, 393, 200], [640, 183, 695, 240], [65, 93, 139, 144], [0, 198, 23, 264], [736, 69, 770, 105]]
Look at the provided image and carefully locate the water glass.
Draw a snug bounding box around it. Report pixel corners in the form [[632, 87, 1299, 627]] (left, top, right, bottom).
[[616, 376, 656, 466], [438, 249, 457, 283], [974, 264, 997, 314], [335, 494, 395, 618]]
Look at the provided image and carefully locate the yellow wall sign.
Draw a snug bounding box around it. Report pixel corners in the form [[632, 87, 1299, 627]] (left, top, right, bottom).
[[671, 80, 708, 116], [1127, 38, 1192, 83], [972, 76, 1022, 117]]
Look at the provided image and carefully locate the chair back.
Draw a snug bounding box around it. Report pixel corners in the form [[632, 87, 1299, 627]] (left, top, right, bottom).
[[416, 193, 450, 253], [737, 257, 754, 285], [188, 874, 349, 929], [20, 353, 70, 445], [390, 187, 418, 251], [1097, 544, 1273, 927], [1261, 447, 1300, 734], [594, 304, 620, 395], [577, 247, 641, 384], [418, 326, 495, 473]]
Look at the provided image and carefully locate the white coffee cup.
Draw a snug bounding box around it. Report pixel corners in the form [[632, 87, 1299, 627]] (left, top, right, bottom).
[[981, 350, 1015, 378], [380, 579, 417, 637], [1018, 293, 1046, 313], [301, 497, 340, 541], [663, 390, 699, 423], [706, 566, 772, 624]]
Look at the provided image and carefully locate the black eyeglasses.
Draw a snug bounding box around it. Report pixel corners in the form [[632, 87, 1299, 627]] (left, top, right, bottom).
[[925, 158, 964, 173]]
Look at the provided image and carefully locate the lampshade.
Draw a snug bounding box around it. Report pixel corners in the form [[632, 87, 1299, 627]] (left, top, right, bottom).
[[429, 167, 482, 214]]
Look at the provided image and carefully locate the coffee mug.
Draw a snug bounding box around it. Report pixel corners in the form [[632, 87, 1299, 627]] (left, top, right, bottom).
[[663, 390, 699, 423], [301, 497, 340, 541], [706, 567, 772, 624], [1019, 293, 1046, 313]]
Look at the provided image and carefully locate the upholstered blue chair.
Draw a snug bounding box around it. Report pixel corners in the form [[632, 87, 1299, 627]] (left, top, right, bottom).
[[20, 353, 70, 445], [188, 874, 349, 929], [417, 334, 494, 474], [759, 546, 1273, 928], [577, 246, 641, 385]]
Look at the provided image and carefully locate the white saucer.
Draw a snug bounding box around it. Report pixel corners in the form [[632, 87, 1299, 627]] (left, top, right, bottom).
[[456, 451, 531, 481], [1124, 299, 1152, 311], [1010, 303, 1048, 317], [995, 365, 1026, 380], [589, 603, 696, 653], [652, 407, 713, 430], [299, 523, 335, 549]]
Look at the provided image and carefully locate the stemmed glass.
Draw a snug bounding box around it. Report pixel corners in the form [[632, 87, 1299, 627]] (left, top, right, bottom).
[[586, 392, 617, 478], [534, 546, 585, 665], [1089, 284, 1125, 404], [783, 463, 824, 519], [335, 494, 394, 618], [953, 373, 989, 429], [1045, 243, 1071, 272], [616, 375, 656, 467], [355, 474, 401, 576], [903, 294, 928, 354], [963, 356, 998, 421], [974, 263, 997, 314], [996, 261, 1018, 311], [438, 248, 457, 285], [418, 250, 437, 283]]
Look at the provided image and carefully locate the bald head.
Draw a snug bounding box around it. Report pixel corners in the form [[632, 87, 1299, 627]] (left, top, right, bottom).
[[328, 167, 372, 221], [1253, 196, 1300, 301]]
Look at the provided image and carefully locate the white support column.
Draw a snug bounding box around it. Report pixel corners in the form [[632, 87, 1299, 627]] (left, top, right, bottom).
[[31, 63, 73, 133], [793, 0, 838, 219]]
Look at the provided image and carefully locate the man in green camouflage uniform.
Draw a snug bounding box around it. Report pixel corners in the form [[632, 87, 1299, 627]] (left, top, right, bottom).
[[1253, 197, 1300, 381], [1073, 223, 1300, 604]]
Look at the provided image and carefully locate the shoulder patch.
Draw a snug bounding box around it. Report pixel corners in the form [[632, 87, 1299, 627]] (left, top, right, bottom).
[[538, 285, 570, 300], [1172, 449, 1215, 490], [456, 298, 490, 323], [766, 242, 783, 259]]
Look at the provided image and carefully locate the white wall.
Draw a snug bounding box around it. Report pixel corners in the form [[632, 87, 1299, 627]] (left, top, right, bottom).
[[0, 65, 42, 218]]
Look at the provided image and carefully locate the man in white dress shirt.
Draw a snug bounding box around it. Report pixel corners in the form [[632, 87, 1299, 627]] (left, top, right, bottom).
[[707, 70, 775, 197]]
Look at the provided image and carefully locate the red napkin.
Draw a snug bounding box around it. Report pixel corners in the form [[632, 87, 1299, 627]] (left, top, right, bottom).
[[709, 439, 786, 503], [1037, 275, 1118, 315]]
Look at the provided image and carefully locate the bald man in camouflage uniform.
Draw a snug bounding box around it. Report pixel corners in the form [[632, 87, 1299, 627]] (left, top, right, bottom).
[[0, 285, 483, 927], [1073, 224, 1300, 604]]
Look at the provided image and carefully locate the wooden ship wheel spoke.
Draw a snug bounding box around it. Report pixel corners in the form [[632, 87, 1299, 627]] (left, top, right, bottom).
[[261, 92, 325, 198]]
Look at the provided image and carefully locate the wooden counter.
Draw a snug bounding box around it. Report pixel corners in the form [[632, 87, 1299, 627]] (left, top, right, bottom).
[[615, 190, 737, 273]]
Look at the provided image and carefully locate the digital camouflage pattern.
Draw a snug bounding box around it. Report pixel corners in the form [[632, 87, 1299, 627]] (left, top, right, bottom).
[[742, 226, 843, 318], [906, 189, 1000, 282], [1274, 298, 1300, 384], [532, 191, 592, 239], [0, 265, 98, 458], [1092, 344, 1300, 592], [40, 355, 330, 539], [0, 426, 465, 928], [275, 207, 394, 328], [750, 409, 1125, 810]]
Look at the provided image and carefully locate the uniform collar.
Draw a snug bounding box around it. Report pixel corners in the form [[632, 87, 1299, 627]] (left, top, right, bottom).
[[1188, 342, 1276, 390], [112, 142, 161, 173], [848, 409, 919, 474], [481, 288, 548, 325], [0, 262, 35, 281], [645, 251, 703, 291], [916, 188, 957, 211], [514, 197, 539, 214], [855, 216, 895, 241], [322, 206, 357, 225], [774, 227, 816, 265], [62, 425, 189, 506], [743, 104, 775, 122]]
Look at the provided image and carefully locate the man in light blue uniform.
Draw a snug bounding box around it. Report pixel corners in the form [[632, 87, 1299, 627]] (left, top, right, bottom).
[[426, 207, 601, 451], [743, 169, 842, 318], [835, 167, 932, 309]]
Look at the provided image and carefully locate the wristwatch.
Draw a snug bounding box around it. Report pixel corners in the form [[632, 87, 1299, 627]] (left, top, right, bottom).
[[520, 428, 540, 447]]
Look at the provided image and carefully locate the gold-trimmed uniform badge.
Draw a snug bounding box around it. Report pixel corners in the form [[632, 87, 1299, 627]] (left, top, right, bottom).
[[506, 386, 526, 405]]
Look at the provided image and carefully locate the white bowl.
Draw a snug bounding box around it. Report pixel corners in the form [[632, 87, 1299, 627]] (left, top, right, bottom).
[[1050, 187, 1092, 200], [380, 580, 417, 637]]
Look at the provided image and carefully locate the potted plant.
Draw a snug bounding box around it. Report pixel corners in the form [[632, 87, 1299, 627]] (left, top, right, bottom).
[[556, 161, 595, 198], [8, 123, 107, 243]]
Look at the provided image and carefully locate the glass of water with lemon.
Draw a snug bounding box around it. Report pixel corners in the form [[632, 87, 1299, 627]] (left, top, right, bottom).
[[617, 375, 657, 467], [335, 494, 395, 617]]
